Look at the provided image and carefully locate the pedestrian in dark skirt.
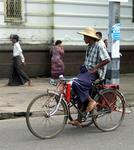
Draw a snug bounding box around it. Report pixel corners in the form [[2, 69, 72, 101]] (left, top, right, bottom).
[[8, 34, 32, 86]]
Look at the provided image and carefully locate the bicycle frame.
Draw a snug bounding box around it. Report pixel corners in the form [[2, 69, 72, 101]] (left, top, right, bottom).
[[46, 89, 67, 116], [56, 78, 124, 116], [56, 79, 97, 119]]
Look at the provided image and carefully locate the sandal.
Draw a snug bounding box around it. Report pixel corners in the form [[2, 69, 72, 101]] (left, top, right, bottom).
[[68, 119, 82, 128]]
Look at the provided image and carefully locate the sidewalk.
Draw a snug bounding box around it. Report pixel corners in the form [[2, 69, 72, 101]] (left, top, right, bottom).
[[0, 74, 134, 119], [0, 78, 54, 119]]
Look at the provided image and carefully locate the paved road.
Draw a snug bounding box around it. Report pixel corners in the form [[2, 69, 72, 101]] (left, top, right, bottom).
[[0, 111, 134, 150]]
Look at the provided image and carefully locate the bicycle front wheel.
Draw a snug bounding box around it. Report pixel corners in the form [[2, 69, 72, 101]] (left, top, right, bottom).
[[93, 89, 125, 132], [26, 92, 68, 139]]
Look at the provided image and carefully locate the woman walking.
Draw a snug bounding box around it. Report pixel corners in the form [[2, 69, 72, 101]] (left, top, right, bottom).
[[50, 40, 64, 84], [8, 34, 32, 86]]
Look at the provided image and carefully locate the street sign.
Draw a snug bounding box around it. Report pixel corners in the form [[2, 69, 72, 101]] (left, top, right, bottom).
[[111, 23, 120, 58], [109, 0, 128, 2], [112, 23, 120, 41]]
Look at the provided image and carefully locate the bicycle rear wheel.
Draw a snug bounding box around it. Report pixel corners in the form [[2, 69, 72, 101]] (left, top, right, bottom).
[[93, 89, 125, 132], [26, 92, 68, 139]]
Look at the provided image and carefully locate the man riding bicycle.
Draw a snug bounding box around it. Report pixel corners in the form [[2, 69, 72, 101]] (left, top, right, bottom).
[[68, 26, 110, 127]]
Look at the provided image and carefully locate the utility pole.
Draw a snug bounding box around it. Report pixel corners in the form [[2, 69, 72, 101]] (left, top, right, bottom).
[[107, 0, 120, 84], [107, 0, 128, 84]]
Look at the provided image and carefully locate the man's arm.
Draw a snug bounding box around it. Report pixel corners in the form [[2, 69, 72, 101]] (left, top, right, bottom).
[[89, 59, 110, 74]]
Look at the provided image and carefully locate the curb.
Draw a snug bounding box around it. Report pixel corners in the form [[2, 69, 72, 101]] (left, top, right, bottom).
[[0, 104, 134, 120], [0, 112, 26, 120]]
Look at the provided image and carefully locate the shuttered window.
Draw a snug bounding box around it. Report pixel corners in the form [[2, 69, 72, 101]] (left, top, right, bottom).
[[4, 0, 24, 23]]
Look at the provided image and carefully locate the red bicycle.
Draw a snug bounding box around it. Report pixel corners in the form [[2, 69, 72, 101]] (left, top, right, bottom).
[[26, 76, 126, 139]]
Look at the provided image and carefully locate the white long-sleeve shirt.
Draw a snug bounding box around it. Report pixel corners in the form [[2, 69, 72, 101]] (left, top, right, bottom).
[[13, 42, 25, 63]]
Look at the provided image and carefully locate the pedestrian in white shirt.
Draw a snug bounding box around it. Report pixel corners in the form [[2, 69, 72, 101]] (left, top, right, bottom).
[[8, 34, 32, 86]]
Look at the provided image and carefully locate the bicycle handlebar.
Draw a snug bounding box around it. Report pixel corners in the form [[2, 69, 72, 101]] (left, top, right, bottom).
[[59, 75, 78, 82]]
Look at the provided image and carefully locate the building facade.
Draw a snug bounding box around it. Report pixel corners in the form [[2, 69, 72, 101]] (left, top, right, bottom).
[[0, 0, 134, 77]]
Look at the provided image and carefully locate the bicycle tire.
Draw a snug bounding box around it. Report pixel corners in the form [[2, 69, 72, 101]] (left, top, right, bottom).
[[93, 89, 125, 132], [26, 92, 68, 139]]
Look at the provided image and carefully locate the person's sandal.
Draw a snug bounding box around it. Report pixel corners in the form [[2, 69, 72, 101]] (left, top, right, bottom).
[[68, 119, 82, 128]]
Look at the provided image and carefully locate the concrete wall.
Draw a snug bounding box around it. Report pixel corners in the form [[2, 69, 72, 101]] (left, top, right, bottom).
[[53, 0, 134, 46], [0, 44, 133, 78], [0, 0, 53, 44]]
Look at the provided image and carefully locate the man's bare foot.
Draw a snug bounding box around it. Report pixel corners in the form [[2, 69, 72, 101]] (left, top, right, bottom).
[[28, 80, 32, 86]]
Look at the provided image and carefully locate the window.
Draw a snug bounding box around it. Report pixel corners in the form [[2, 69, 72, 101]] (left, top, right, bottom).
[[4, 0, 25, 23]]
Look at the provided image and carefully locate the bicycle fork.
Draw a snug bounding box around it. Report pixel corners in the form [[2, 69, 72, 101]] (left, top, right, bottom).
[[47, 94, 64, 117]]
